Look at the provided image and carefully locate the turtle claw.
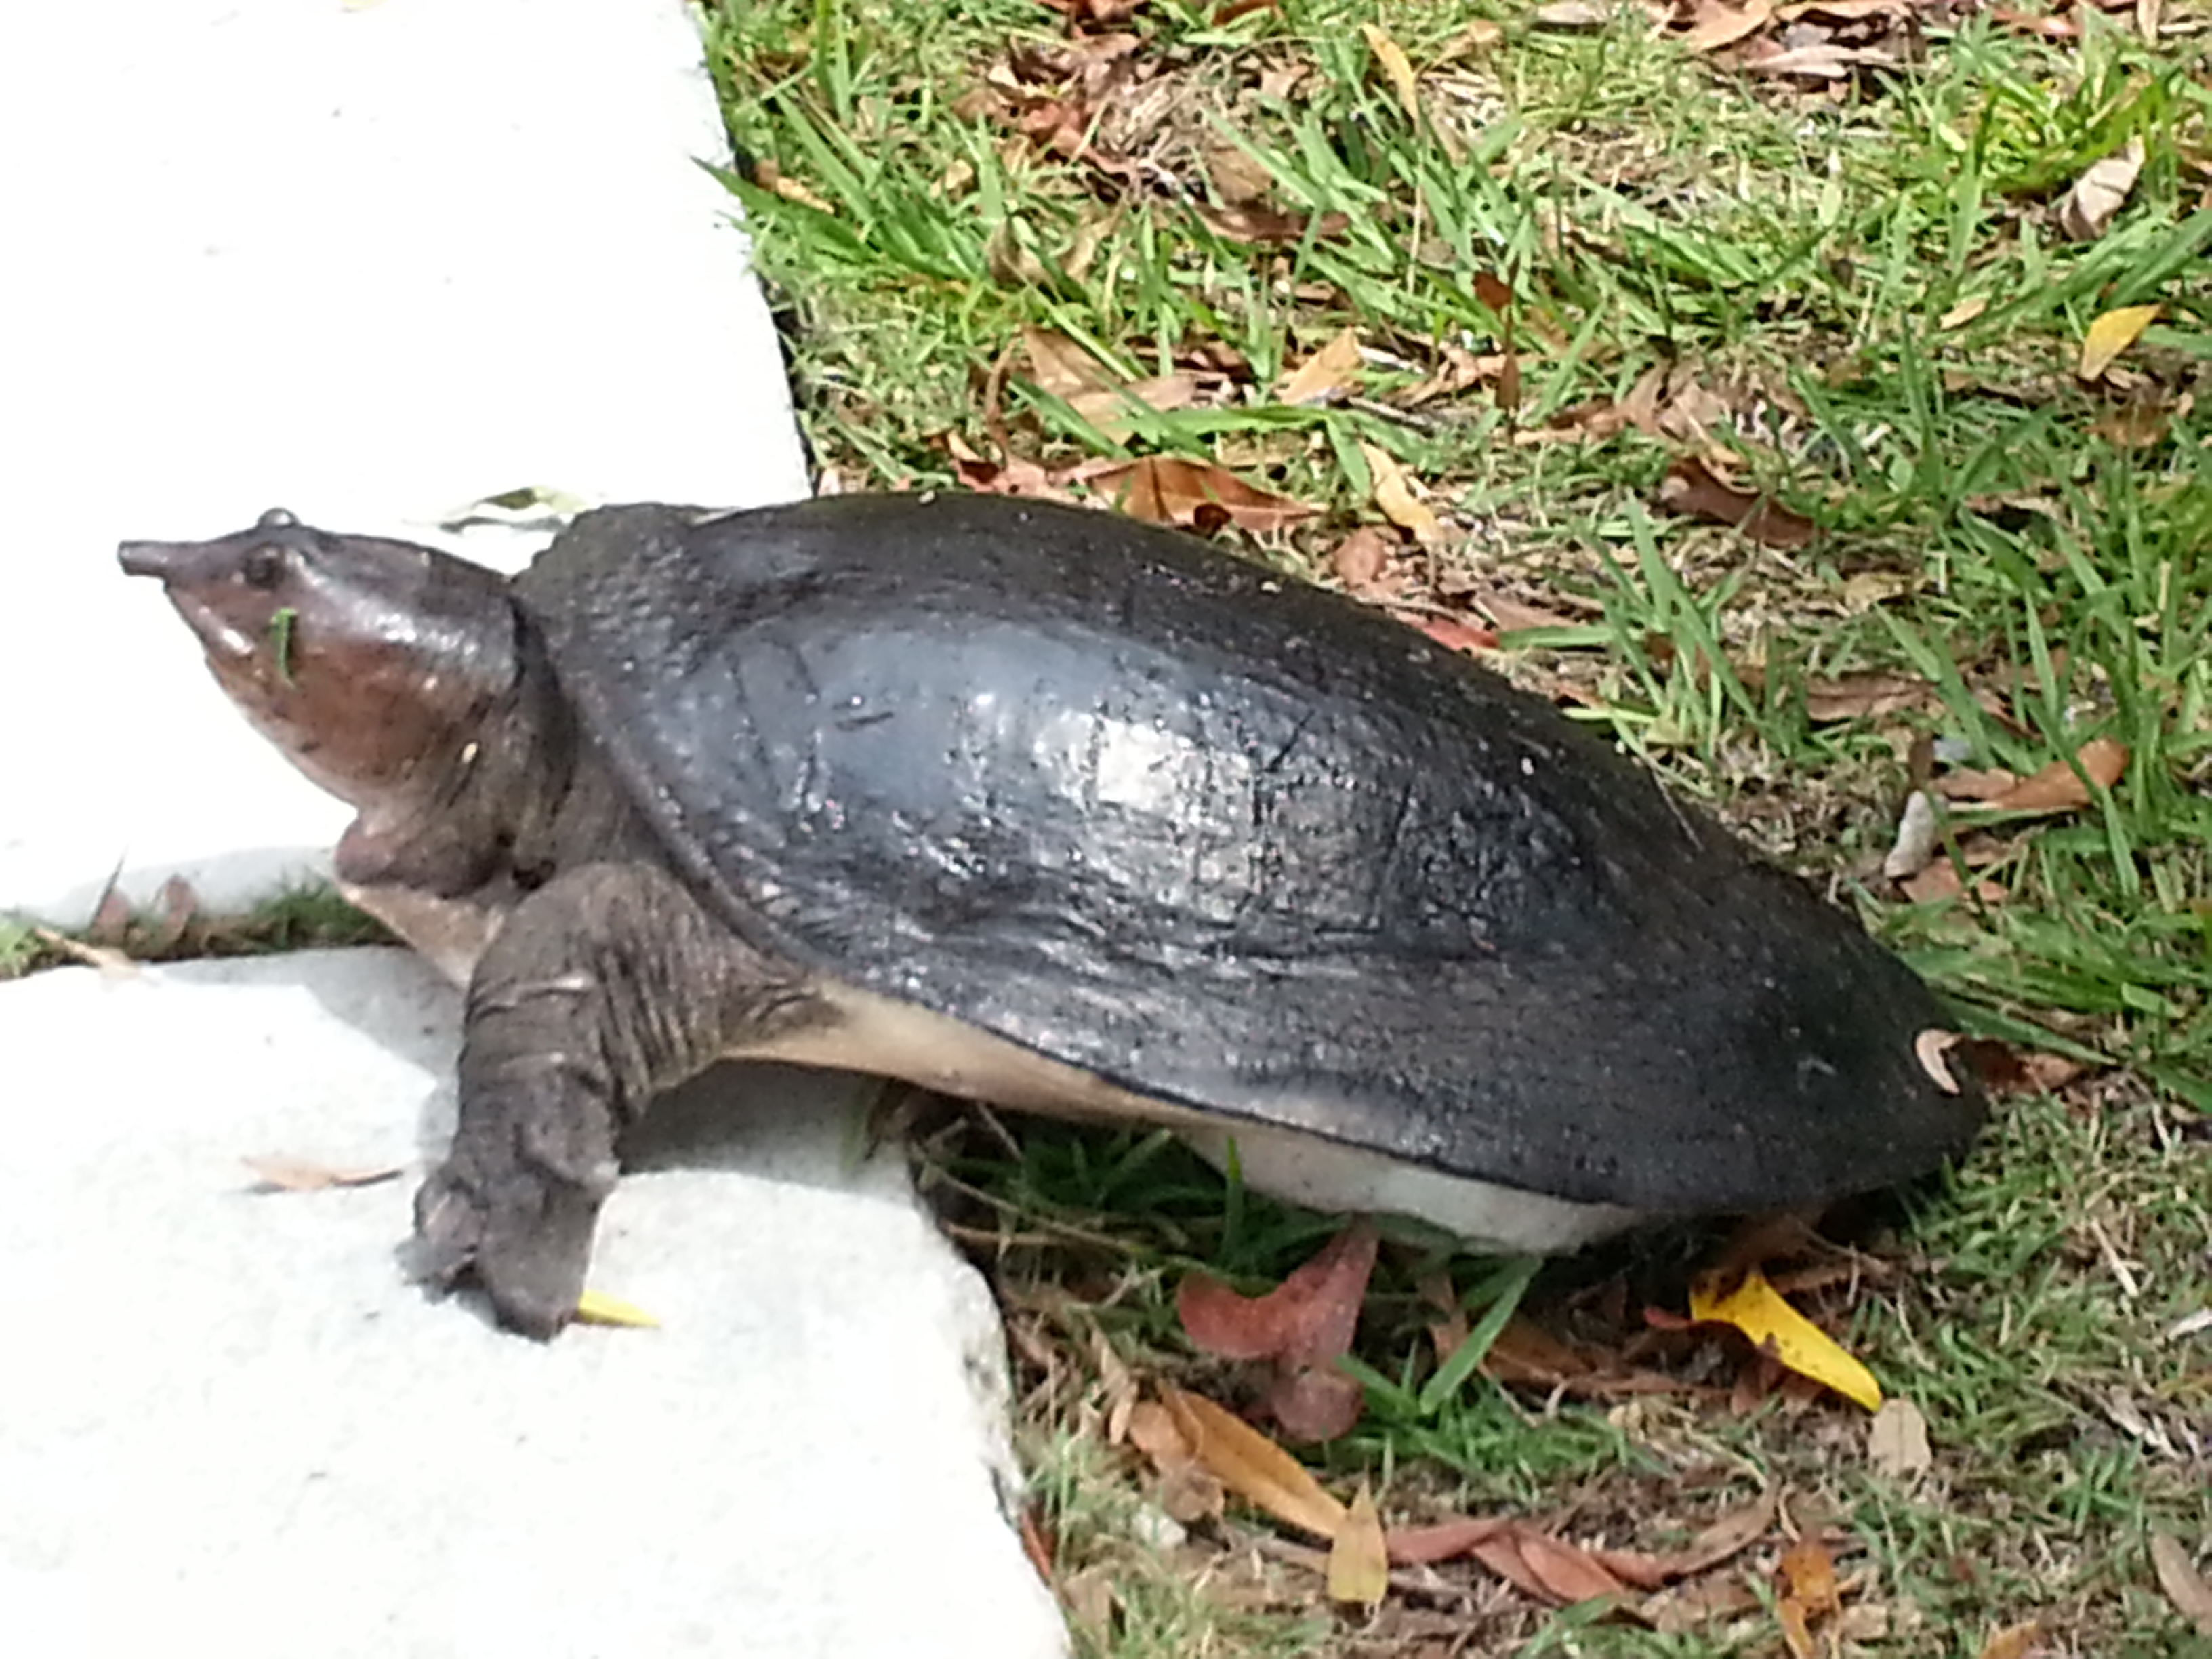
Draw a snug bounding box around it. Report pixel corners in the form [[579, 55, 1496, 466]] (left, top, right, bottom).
[[411, 1155, 603, 1340]]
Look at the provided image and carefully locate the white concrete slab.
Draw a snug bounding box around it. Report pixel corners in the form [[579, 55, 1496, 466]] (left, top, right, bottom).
[[1, 7, 1069, 1656], [0, 950, 1065, 1658], [1, 0, 808, 923]]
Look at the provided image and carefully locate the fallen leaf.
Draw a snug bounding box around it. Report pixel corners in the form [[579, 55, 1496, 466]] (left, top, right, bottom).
[[1940, 295, 1990, 330], [1176, 1221, 1378, 1363], [1883, 790, 1942, 880], [1407, 614, 1502, 655], [1276, 326, 1365, 406], [1021, 327, 1111, 398], [1777, 1536, 1841, 1657], [1977, 1622, 2043, 1659], [1328, 1486, 1390, 1607], [1476, 592, 1582, 634], [1359, 442, 1443, 545], [1681, 0, 1776, 52], [1193, 201, 1351, 246], [1982, 737, 2127, 813], [1067, 373, 1201, 432], [1126, 1398, 1227, 1523], [1533, 0, 1615, 26], [2057, 137, 2146, 241], [1916, 1029, 1965, 1094], [1162, 1386, 1348, 1540], [2151, 1532, 2212, 1636], [1388, 1514, 1512, 1565], [1330, 526, 1395, 593], [1662, 1488, 1782, 1578], [573, 1288, 659, 1328], [1268, 1365, 1367, 1442], [1089, 455, 1315, 533], [1803, 670, 1931, 721], [1935, 766, 2021, 802], [1868, 1397, 1933, 1481], [1657, 457, 1816, 550], [1179, 1223, 1379, 1442], [1359, 24, 1422, 123], [242, 1155, 405, 1193], [2080, 304, 2160, 382], [33, 926, 138, 977], [1516, 1529, 1633, 1605], [1690, 1266, 1883, 1410]]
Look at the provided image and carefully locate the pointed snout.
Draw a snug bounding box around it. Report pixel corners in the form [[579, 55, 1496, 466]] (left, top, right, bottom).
[[118, 539, 196, 582]]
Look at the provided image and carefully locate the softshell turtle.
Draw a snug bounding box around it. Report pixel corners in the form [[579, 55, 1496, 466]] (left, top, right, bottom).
[[121, 494, 1982, 1336]]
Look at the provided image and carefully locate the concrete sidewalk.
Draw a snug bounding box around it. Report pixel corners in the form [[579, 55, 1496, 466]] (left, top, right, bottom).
[[0, 5, 1064, 1655]]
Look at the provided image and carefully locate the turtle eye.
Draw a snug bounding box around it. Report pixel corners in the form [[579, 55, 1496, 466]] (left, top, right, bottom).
[[241, 544, 287, 590]]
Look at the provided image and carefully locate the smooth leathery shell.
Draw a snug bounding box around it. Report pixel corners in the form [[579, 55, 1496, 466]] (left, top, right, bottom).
[[509, 493, 1984, 1215]]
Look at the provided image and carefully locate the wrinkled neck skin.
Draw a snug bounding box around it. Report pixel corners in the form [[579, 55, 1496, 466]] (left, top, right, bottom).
[[333, 628, 581, 983]]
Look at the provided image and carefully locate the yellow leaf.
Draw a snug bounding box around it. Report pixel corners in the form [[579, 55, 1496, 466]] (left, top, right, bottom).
[[1276, 327, 1364, 406], [1327, 1486, 1390, 1607], [1689, 1267, 1882, 1411], [1162, 1387, 1347, 1540], [2079, 304, 2159, 382], [1359, 24, 1421, 124], [1358, 442, 1442, 546], [575, 1288, 660, 1329], [1938, 295, 1988, 331]]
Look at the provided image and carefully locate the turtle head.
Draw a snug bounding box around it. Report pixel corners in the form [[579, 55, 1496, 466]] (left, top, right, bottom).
[[120, 508, 523, 862]]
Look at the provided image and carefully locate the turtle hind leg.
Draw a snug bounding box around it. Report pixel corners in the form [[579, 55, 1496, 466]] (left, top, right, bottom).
[[412, 860, 830, 1338]]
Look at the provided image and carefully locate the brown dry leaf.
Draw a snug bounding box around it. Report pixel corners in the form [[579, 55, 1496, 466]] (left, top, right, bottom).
[[1982, 737, 2127, 813], [1067, 374, 1202, 433], [1407, 615, 1502, 656], [1176, 1221, 1379, 1363], [942, 432, 1069, 501], [242, 1155, 406, 1193], [1327, 1487, 1391, 1607], [1126, 1400, 1226, 1524], [1662, 1488, 1782, 1578], [1359, 24, 1422, 123], [1090, 455, 1315, 533], [1277, 327, 1365, 406], [33, 926, 137, 977], [1516, 1529, 1633, 1605], [1868, 1397, 1933, 1481], [1359, 442, 1444, 546], [1193, 201, 1350, 246], [2080, 304, 2160, 381], [1267, 1365, 1367, 1443], [1681, 0, 1777, 52], [1161, 1386, 1348, 1540], [1935, 766, 2021, 802], [1476, 592, 1582, 634], [1803, 671, 1931, 721], [1777, 1535, 1841, 1657], [751, 159, 835, 214], [1179, 1222, 1378, 1443], [1977, 1622, 2043, 1659], [1330, 526, 1395, 594], [1657, 457, 1816, 550], [2150, 1533, 2212, 1636], [1021, 327, 1111, 398], [2057, 137, 2146, 241], [1940, 295, 1991, 330], [1387, 1515, 1512, 1566], [1533, 0, 1616, 26]]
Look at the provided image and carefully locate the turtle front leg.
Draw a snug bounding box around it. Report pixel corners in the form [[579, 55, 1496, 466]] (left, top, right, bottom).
[[413, 860, 830, 1338]]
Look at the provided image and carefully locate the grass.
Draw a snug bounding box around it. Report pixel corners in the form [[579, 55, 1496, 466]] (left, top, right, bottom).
[[701, 0, 2211, 1653]]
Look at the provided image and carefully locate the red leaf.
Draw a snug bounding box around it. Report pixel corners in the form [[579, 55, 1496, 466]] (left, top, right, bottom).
[[1176, 1221, 1379, 1362], [1657, 457, 1816, 550]]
